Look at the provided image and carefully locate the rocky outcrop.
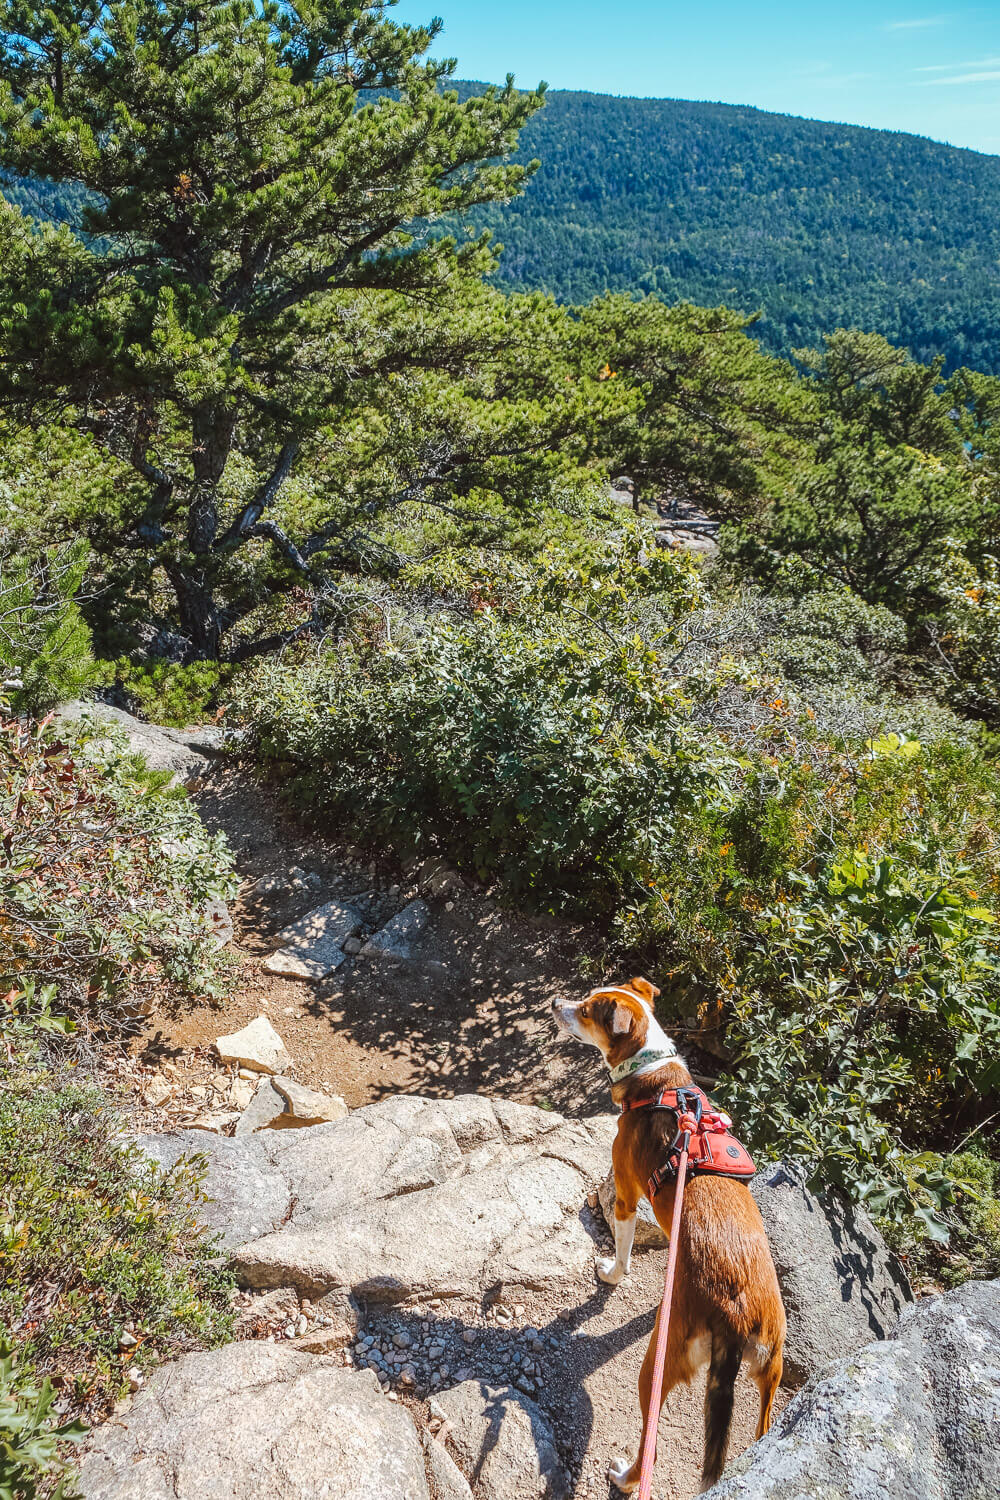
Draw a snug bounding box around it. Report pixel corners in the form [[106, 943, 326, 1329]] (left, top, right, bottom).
[[141, 1095, 616, 1303], [57, 701, 225, 785], [598, 1157, 913, 1387], [76, 1343, 430, 1500], [705, 1278, 1000, 1500], [750, 1161, 913, 1386]]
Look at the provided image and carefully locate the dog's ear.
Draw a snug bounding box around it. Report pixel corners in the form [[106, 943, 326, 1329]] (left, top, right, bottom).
[[610, 1002, 633, 1036], [629, 976, 660, 1004]]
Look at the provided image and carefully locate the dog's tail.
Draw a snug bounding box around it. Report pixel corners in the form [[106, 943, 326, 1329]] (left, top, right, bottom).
[[701, 1332, 743, 1491]]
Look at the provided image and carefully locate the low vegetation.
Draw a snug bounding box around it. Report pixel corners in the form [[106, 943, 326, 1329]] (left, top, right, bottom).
[[1, 714, 238, 1491], [0, 0, 999, 1486]]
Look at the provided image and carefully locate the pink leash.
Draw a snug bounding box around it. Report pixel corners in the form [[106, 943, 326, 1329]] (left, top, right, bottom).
[[636, 1137, 690, 1500]]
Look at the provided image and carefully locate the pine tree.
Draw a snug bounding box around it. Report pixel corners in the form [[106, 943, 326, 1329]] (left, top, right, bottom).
[[0, 0, 543, 658]]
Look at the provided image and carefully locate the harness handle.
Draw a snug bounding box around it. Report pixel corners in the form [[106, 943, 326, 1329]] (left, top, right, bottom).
[[637, 1132, 690, 1500]]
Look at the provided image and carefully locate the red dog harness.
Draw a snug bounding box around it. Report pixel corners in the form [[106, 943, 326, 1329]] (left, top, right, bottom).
[[621, 1085, 756, 1199]]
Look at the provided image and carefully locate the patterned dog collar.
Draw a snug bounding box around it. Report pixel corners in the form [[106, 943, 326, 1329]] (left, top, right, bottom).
[[608, 1045, 677, 1085]]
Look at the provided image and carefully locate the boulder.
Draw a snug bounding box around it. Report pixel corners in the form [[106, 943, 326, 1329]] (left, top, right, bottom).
[[750, 1161, 912, 1386], [138, 1131, 290, 1251], [234, 1095, 616, 1300], [144, 1095, 615, 1304], [76, 1342, 430, 1500], [57, 702, 224, 786], [215, 1015, 290, 1075], [360, 899, 431, 959], [434, 1380, 571, 1500], [705, 1278, 1000, 1500], [263, 899, 363, 978]]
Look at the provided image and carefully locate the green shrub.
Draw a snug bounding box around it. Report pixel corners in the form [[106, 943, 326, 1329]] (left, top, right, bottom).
[[2, 715, 237, 1012], [881, 1148, 1000, 1287], [0, 542, 99, 714], [0, 1336, 85, 1500], [0, 1058, 233, 1424], [107, 659, 229, 729]]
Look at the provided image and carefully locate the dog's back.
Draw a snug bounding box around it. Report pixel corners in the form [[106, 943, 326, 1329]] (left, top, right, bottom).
[[613, 1108, 785, 1489]]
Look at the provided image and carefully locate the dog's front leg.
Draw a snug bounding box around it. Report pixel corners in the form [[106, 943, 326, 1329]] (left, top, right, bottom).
[[597, 1195, 638, 1286]]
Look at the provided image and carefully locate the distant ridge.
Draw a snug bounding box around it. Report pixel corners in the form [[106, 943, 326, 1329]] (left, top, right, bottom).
[[456, 85, 1000, 373]]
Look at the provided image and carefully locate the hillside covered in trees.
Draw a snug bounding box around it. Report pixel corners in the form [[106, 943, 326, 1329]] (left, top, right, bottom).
[[457, 88, 1000, 373]]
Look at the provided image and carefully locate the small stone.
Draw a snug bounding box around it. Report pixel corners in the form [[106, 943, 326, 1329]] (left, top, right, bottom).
[[118, 1330, 138, 1350], [295, 1315, 308, 1336], [342, 936, 363, 956], [263, 900, 362, 979], [143, 1076, 172, 1108], [393, 1331, 412, 1350], [229, 1078, 255, 1110], [270, 1077, 348, 1127], [215, 1015, 290, 1075], [188, 1110, 240, 1134], [234, 1077, 286, 1136], [462, 1329, 478, 1345], [359, 900, 430, 959], [399, 1366, 416, 1387]]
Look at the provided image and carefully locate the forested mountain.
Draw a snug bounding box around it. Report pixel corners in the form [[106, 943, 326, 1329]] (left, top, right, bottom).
[[457, 88, 1000, 372]]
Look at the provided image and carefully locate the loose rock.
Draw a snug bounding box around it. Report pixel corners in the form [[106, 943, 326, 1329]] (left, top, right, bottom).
[[360, 900, 431, 959], [263, 900, 362, 979], [215, 1015, 290, 1075]]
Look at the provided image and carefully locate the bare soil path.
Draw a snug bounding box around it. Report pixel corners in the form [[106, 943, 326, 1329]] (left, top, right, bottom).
[[134, 762, 785, 1500]]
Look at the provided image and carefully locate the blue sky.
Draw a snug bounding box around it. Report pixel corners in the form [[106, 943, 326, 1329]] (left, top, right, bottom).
[[392, 0, 1000, 155]]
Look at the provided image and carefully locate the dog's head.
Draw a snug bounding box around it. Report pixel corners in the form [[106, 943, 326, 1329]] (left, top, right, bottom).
[[551, 977, 661, 1068]]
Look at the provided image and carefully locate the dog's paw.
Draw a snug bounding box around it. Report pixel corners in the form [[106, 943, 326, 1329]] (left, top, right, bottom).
[[608, 1456, 638, 1493], [596, 1255, 625, 1285]]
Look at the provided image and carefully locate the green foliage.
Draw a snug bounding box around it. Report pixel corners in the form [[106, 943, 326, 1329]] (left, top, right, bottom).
[[0, 0, 546, 660], [452, 87, 1000, 375], [882, 1148, 1000, 1287], [108, 659, 228, 729], [235, 532, 712, 909], [0, 1062, 232, 1424], [569, 295, 808, 516], [235, 537, 1000, 1228], [927, 542, 1000, 726], [1, 713, 237, 1015], [0, 1336, 84, 1500], [0, 542, 99, 713], [715, 847, 1000, 1221]]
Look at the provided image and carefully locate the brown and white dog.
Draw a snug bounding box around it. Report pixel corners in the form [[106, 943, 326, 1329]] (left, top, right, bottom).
[[552, 977, 785, 1494]]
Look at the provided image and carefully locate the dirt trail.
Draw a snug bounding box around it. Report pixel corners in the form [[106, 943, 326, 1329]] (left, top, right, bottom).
[[135, 763, 785, 1500]]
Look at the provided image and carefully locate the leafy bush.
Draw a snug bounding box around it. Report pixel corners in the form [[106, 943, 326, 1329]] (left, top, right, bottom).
[[236, 539, 1000, 1233], [881, 1148, 1000, 1287], [0, 1336, 84, 1500], [0, 1061, 232, 1424], [927, 541, 1000, 726], [1, 714, 237, 1014]]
